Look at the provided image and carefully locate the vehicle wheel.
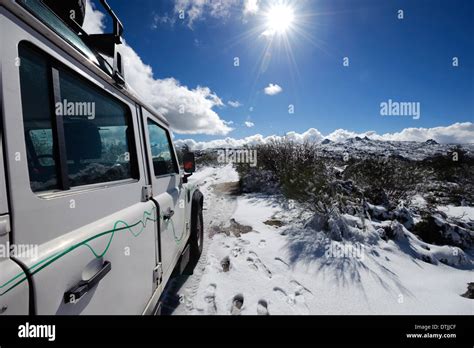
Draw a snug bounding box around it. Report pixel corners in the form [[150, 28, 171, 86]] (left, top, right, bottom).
[[184, 203, 203, 274]]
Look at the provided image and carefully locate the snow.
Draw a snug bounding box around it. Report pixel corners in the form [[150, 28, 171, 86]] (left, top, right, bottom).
[[438, 206, 474, 223], [411, 195, 428, 209], [309, 138, 472, 161], [188, 164, 239, 186], [163, 166, 474, 315]]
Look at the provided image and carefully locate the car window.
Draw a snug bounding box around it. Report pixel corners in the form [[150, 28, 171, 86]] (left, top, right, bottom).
[[29, 129, 55, 167], [58, 68, 138, 187], [19, 44, 59, 192], [19, 42, 138, 192], [147, 120, 178, 177]]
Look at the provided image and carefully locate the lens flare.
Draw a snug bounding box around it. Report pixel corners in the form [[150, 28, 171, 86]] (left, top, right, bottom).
[[265, 4, 295, 35]]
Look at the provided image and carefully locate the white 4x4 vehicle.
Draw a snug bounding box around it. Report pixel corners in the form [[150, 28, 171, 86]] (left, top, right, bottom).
[[0, 0, 204, 315]]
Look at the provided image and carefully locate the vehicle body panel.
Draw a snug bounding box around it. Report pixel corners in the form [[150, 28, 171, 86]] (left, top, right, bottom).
[[141, 108, 189, 286], [0, 7, 157, 315], [0, 6, 29, 316], [0, 0, 201, 315]]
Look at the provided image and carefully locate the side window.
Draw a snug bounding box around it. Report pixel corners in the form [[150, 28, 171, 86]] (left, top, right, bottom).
[[19, 44, 59, 192], [18, 42, 138, 193], [147, 120, 178, 177], [29, 129, 55, 167], [59, 68, 138, 187]]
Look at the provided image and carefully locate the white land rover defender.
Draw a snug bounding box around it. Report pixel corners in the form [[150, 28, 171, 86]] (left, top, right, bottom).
[[0, 0, 204, 315]]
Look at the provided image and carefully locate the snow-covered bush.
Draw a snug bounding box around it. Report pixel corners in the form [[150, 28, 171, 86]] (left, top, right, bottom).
[[343, 157, 421, 210], [421, 149, 474, 206], [235, 140, 473, 249], [378, 221, 406, 241], [240, 168, 279, 194], [413, 213, 473, 249], [235, 140, 334, 202]]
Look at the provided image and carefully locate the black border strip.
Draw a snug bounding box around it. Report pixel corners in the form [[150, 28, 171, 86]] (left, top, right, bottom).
[[0, 315, 471, 347], [49, 66, 70, 190]]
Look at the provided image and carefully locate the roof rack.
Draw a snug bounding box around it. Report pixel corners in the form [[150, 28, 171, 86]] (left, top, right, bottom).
[[84, 0, 125, 86], [85, 0, 125, 86], [85, 0, 123, 57], [43, 0, 126, 86]]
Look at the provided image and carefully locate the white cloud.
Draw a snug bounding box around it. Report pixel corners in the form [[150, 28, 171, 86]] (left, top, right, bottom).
[[264, 83, 283, 96], [243, 0, 260, 16], [151, 13, 176, 29], [153, 0, 261, 29], [261, 29, 275, 38], [228, 100, 242, 108], [326, 129, 361, 143], [245, 121, 255, 128], [286, 128, 324, 143], [176, 134, 268, 150], [324, 123, 474, 144], [376, 122, 474, 144], [175, 123, 474, 150], [83, 1, 232, 135], [82, 0, 105, 33], [174, 0, 240, 28]]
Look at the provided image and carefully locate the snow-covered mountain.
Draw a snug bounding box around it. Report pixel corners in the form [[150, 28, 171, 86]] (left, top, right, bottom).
[[316, 137, 474, 161], [193, 138, 474, 162]]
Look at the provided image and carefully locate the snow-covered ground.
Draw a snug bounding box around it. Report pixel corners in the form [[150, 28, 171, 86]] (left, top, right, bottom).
[[439, 206, 474, 223], [162, 165, 473, 315], [314, 138, 474, 161]]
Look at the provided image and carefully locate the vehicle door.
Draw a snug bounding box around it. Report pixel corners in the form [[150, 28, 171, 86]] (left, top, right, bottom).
[[0, 14, 157, 315], [141, 109, 187, 285], [0, 109, 29, 315]]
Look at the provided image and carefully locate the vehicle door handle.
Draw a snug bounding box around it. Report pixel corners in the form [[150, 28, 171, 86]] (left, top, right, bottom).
[[64, 261, 112, 304], [163, 209, 175, 221]]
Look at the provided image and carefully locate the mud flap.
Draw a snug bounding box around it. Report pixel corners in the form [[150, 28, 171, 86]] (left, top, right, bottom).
[[178, 244, 191, 276]]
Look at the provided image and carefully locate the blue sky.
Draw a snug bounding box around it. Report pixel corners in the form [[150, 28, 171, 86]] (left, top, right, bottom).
[[92, 0, 473, 145]]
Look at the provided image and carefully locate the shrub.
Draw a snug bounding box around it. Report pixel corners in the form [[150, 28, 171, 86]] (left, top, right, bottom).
[[236, 140, 336, 206], [421, 149, 474, 205], [343, 157, 421, 210]]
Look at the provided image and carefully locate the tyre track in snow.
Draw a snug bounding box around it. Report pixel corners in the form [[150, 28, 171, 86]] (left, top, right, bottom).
[[162, 165, 315, 315], [161, 166, 239, 315]]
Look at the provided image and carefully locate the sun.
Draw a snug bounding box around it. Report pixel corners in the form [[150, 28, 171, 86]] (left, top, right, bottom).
[[265, 4, 295, 35]]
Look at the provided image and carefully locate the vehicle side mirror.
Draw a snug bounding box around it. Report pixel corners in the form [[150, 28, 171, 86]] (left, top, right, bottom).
[[183, 152, 196, 174]]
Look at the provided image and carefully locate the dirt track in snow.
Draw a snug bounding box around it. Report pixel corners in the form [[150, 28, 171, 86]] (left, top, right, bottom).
[[161, 165, 474, 316]]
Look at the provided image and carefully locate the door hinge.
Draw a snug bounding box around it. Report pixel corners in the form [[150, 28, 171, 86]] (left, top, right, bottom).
[[0, 215, 11, 237], [153, 263, 163, 286], [142, 185, 153, 202]]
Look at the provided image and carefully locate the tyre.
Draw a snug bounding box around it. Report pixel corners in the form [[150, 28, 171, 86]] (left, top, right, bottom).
[[183, 202, 203, 274]]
